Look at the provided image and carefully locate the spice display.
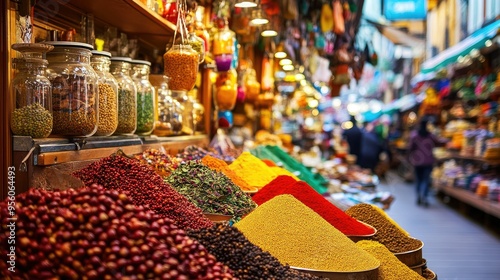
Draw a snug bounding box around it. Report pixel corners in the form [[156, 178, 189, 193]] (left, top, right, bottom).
[[201, 155, 255, 192], [270, 166, 300, 180], [235, 194, 380, 272], [0, 186, 234, 279], [11, 103, 52, 138], [229, 151, 278, 189], [46, 42, 98, 137], [253, 175, 375, 236], [345, 203, 422, 253], [96, 83, 118, 135], [73, 153, 213, 230], [176, 145, 234, 162], [163, 45, 199, 91], [134, 148, 181, 177], [356, 240, 425, 280], [111, 57, 137, 135], [188, 224, 326, 280], [91, 50, 118, 136], [165, 161, 257, 219], [251, 145, 329, 194], [116, 89, 137, 134]]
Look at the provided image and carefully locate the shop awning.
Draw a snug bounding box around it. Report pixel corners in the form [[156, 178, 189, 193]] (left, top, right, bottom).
[[364, 18, 425, 50], [420, 19, 500, 74]]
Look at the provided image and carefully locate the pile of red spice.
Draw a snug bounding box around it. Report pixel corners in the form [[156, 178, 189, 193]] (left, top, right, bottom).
[[252, 175, 375, 236], [73, 154, 213, 230]]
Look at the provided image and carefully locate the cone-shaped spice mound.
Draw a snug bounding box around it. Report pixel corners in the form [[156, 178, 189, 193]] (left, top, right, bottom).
[[234, 194, 380, 272], [357, 240, 425, 280], [252, 175, 375, 236]]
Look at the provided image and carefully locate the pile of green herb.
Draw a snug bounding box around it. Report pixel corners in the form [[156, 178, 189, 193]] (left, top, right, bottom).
[[165, 161, 257, 220]]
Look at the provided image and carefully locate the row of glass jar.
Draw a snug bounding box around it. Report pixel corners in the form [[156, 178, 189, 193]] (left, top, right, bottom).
[[11, 41, 198, 138]]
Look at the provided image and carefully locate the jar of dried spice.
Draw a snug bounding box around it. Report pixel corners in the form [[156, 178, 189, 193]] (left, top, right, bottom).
[[110, 57, 137, 135], [91, 50, 118, 136], [45, 41, 98, 137], [163, 44, 199, 91], [131, 59, 155, 136], [10, 43, 54, 138]]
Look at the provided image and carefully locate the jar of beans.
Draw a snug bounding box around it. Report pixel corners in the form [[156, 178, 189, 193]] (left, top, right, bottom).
[[45, 41, 98, 137], [90, 50, 118, 136], [131, 60, 156, 136], [163, 44, 199, 91], [10, 43, 54, 138], [110, 57, 137, 135]]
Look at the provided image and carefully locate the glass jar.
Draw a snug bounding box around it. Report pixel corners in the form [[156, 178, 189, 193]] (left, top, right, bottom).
[[45, 41, 98, 137], [212, 21, 235, 56], [10, 43, 53, 138], [214, 80, 237, 111], [187, 31, 206, 64], [245, 68, 261, 103], [131, 60, 156, 135], [91, 50, 118, 136], [171, 90, 194, 135], [163, 44, 199, 91], [188, 89, 205, 134], [153, 76, 183, 136], [110, 57, 137, 135]]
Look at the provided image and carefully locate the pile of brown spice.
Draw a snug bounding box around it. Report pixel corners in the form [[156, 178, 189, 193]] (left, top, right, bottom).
[[345, 203, 422, 253]]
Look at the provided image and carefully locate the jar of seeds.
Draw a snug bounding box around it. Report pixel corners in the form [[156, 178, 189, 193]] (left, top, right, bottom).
[[110, 57, 137, 135], [45, 41, 98, 137], [10, 43, 54, 138], [131, 59, 155, 136], [91, 50, 118, 136], [163, 44, 199, 91]]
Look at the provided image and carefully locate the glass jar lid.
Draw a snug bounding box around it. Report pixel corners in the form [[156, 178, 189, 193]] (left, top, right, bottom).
[[44, 41, 94, 50], [131, 59, 151, 66], [110, 56, 133, 62], [91, 50, 112, 57]]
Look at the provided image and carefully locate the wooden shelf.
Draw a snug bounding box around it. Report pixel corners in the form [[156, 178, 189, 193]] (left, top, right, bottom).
[[436, 154, 500, 166], [35, 0, 176, 50], [435, 184, 500, 219]]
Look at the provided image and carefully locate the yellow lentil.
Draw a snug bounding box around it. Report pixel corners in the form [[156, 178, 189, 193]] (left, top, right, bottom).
[[228, 152, 278, 189], [357, 240, 425, 280], [270, 166, 300, 181], [234, 194, 380, 272], [345, 203, 422, 253]]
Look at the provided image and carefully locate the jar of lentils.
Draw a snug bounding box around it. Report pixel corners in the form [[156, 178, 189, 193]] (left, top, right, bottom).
[[91, 50, 118, 136], [110, 57, 137, 135], [131, 60, 155, 135], [163, 44, 199, 91], [45, 41, 98, 137], [10, 43, 54, 138]]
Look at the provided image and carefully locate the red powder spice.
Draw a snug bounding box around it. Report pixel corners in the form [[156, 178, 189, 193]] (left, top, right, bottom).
[[261, 159, 277, 167], [252, 175, 375, 236]]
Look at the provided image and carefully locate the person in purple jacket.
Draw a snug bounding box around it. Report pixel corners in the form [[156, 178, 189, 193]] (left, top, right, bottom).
[[408, 116, 447, 207]]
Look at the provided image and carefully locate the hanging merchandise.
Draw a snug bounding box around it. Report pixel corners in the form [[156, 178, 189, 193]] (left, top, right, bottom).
[[212, 19, 236, 72], [320, 3, 334, 34], [110, 57, 137, 135], [131, 60, 156, 135], [244, 68, 261, 103], [90, 50, 119, 136], [10, 43, 53, 139], [261, 53, 274, 91], [46, 41, 98, 137], [281, 0, 299, 20], [332, 0, 345, 35], [164, 0, 200, 91]]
